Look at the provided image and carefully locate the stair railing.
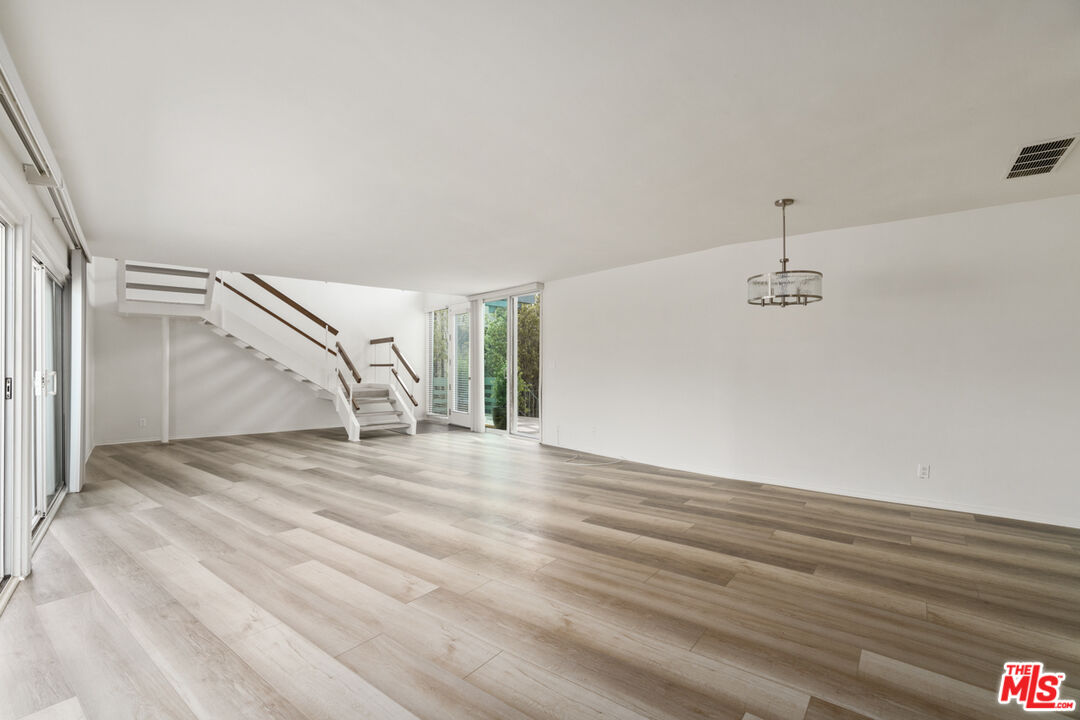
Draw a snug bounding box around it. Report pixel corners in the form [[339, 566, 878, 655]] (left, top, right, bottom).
[[214, 275, 338, 355], [213, 271, 364, 407], [212, 271, 366, 439], [117, 261, 376, 440], [336, 341, 362, 410], [369, 337, 420, 407]]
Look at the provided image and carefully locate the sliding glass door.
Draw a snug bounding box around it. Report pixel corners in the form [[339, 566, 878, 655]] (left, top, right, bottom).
[[479, 291, 541, 437], [31, 260, 66, 526], [429, 291, 540, 437]]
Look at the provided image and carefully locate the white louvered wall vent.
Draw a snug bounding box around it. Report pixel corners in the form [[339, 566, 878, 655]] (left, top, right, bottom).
[[1005, 136, 1075, 179]]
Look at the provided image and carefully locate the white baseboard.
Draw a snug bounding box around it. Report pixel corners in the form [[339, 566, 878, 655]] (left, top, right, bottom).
[[543, 441, 1080, 531], [31, 487, 67, 553], [0, 576, 20, 618], [725, 470, 1080, 530], [91, 425, 343, 449]]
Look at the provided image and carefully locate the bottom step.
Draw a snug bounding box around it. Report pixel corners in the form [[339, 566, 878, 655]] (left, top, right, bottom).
[[357, 422, 410, 432]]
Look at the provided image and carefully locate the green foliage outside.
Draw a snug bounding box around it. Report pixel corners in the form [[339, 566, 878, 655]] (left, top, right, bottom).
[[516, 296, 540, 417], [484, 303, 508, 428], [483, 294, 540, 427]]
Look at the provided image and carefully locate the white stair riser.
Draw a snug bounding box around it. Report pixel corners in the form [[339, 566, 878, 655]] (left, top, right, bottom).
[[354, 401, 396, 415], [356, 412, 404, 424], [357, 422, 411, 431]]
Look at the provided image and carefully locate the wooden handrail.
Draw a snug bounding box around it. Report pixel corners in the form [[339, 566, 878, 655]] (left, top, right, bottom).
[[369, 336, 394, 345], [242, 273, 339, 336], [337, 369, 359, 410], [391, 343, 420, 383], [216, 278, 337, 355], [336, 341, 361, 384], [391, 368, 419, 407]]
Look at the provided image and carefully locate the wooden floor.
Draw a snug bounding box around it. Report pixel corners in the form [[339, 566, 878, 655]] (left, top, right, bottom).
[[1, 427, 1079, 720]]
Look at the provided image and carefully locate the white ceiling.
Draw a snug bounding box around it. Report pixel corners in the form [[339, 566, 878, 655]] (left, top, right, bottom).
[[0, 0, 1078, 295]]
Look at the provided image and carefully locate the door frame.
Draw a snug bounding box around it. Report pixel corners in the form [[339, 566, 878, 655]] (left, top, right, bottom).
[[30, 258, 66, 530], [507, 292, 542, 439], [428, 283, 543, 438], [480, 296, 510, 433]]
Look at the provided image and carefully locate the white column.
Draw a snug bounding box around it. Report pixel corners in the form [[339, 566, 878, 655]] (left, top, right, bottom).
[[9, 220, 32, 578], [161, 316, 169, 444], [469, 298, 484, 432], [67, 252, 86, 491]]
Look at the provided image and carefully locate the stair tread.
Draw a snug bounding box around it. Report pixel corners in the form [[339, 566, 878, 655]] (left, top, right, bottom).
[[355, 401, 397, 415]]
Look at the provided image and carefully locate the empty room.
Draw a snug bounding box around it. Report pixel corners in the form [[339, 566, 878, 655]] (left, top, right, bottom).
[[0, 1, 1078, 719]]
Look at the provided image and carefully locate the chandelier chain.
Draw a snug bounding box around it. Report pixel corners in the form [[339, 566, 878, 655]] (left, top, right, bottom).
[[781, 202, 788, 271]]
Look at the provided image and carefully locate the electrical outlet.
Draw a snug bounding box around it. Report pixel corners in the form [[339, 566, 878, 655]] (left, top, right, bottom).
[[138, 417, 147, 428], [917, 463, 930, 480]]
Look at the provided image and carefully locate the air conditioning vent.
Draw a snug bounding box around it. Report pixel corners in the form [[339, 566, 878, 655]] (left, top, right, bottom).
[[1006, 137, 1075, 179]]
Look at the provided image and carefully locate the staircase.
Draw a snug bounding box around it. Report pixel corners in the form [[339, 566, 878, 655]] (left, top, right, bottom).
[[115, 260, 420, 441], [352, 385, 413, 432]]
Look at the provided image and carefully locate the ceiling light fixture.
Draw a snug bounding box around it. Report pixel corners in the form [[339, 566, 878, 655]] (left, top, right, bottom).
[[747, 199, 822, 307]]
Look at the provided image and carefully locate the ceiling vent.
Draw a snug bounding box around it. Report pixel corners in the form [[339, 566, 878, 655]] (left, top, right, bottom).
[[1006, 136, 1075, 179]]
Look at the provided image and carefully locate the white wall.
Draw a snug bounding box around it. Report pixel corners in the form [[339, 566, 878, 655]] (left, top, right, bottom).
[[91, 308, 342, 444], [169, 317, 340, 440], [90, 262, 434, 445], [542, 194, 1080, 528], [264, 275, 428, 390], [91, 307, 168, 444]]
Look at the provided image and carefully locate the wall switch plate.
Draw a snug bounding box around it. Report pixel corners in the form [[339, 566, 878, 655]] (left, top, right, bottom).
[[917, 463, 931, 480]]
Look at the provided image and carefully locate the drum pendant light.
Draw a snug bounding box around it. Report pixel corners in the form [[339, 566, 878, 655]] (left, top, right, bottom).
[[747, 199, 822, 307]]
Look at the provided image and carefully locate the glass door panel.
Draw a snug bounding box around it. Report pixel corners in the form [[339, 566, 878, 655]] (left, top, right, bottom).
[[32, 260, 66, 524], [449, 306, 471, 426], [510, 292, 541, 438], [483, 299, 508, 430], [429, 308, 449, 416], [45, 279, 65, 510], [453, 312, 470, 413]]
